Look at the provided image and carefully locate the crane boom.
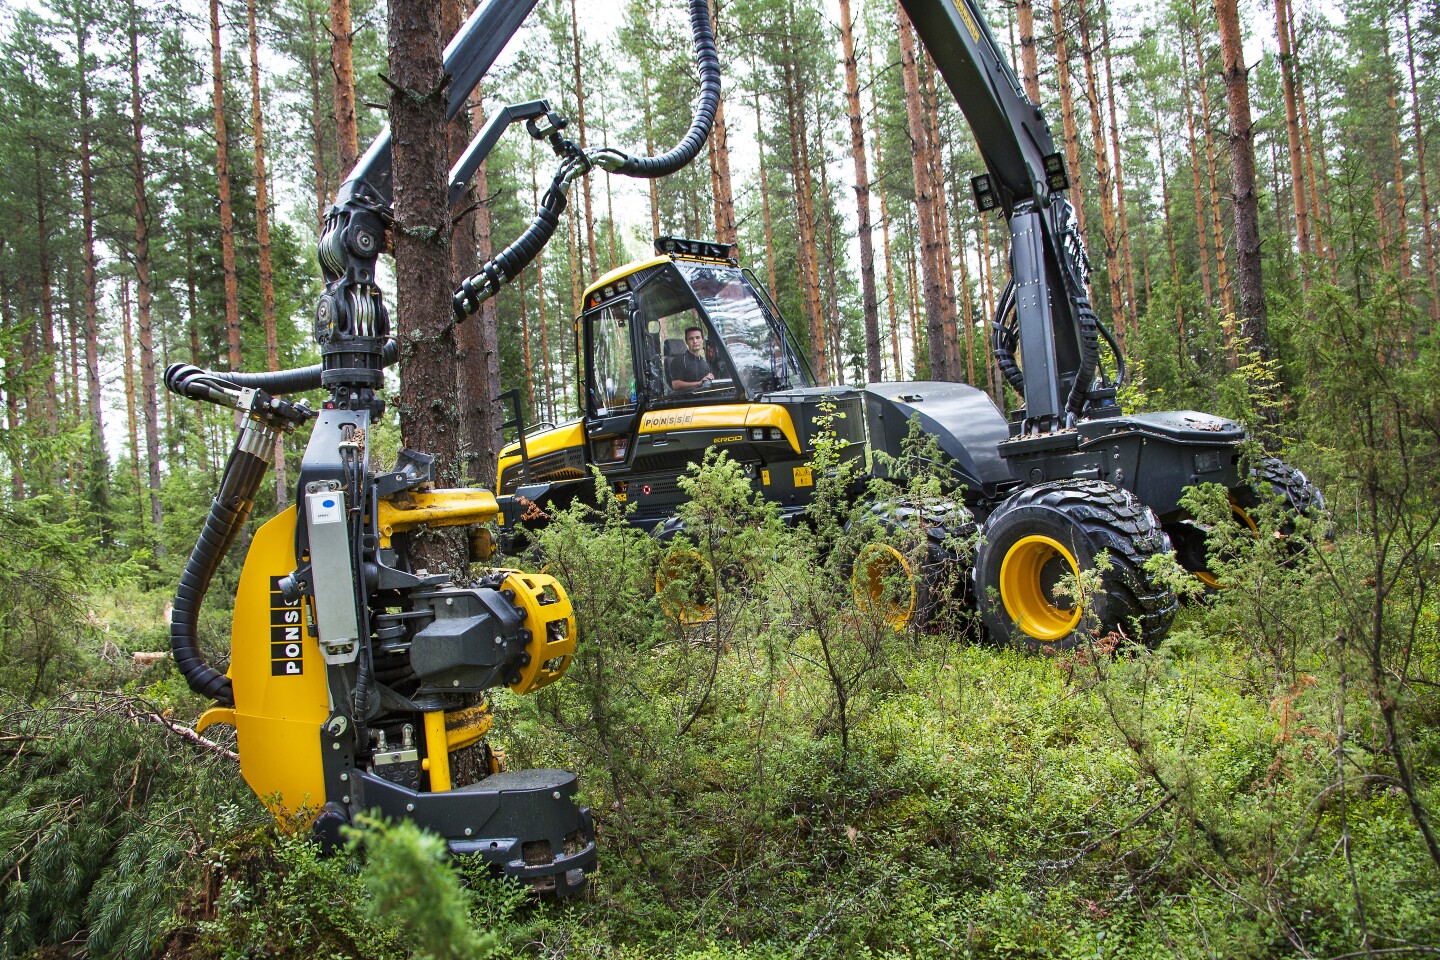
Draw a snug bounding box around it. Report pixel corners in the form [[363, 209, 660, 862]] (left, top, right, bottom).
[[899, 0, 1110, 428]]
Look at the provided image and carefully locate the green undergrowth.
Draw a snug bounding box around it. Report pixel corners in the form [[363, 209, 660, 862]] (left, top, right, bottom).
[[3, 451, 1438, 958]]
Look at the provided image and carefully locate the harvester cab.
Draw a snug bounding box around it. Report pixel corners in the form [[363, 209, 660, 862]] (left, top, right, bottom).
[[500, 237, 877, 529]]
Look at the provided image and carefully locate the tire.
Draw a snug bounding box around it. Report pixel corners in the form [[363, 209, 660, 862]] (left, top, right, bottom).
[[852, 498, 977, 629], [976, 480, 1177, 651], [1240, 456, 1330, 537]]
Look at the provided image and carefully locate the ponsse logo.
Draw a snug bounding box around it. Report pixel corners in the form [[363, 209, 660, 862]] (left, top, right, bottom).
[[644, 412, 695, 428]]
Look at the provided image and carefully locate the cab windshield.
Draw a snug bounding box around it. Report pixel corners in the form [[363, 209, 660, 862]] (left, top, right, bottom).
[[674, 261, 810, 395]]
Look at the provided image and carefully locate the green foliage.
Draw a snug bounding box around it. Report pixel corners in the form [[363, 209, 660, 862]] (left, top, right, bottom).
[[0, 692, 256, 960]]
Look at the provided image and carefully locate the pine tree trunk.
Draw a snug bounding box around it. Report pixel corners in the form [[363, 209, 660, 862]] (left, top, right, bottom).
[[1017, 0, 1042, 103], [519, 271, 535, 418], [1181, 47, 1214, 306], [839, 0, 881, 382], [305, 0, 331, 225], [1153, 104, 1185, 354], [1, 271, 22, 500], [210, 0, 242, 372], [1402, 0, 1439, 320], [644, 65, 661, 243], [392, 0, 464, 573], [1100, 0, 1136, 334], [783, 51, 828, 383], [1383, 28, 1412, 284], [568, 0, 598, 274], [754, 82, 778, 299], [1214, 0, 1271, 370], [814, 103, 843, 382], [30, 149, 58, 438], [128, 1, 163, 537], [121, 277, 141, 500], [1191, 18, 1233, 323], [456, 79, 502, 488], [1303, 48, 1338, 278], [246, 0, 286, 507], [331, 0, 359, 178], [75, 15, 103, 449], [1274, 0, 1311, 273], [868, 38, 904, 379], [899, 3, 948, 382], [924, 59, 961, 380], [1051, 0, 1087, 238], [1075, 0, 1125, 346], [532, 169, 553, 424]]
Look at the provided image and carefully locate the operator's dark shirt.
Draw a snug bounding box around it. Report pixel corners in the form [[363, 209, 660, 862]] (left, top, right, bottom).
[[668, 350, 712, 388]]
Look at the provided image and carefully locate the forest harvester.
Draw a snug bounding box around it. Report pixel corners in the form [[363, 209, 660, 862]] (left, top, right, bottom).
[[155, 0, 1321, 893], [489, 0, 1324, 648]]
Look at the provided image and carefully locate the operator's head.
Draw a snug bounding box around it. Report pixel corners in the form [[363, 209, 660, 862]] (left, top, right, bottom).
[[685, 326, 704, 355]]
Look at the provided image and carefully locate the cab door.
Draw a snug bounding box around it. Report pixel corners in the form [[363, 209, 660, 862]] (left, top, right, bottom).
[[581, 297, 646, 473]]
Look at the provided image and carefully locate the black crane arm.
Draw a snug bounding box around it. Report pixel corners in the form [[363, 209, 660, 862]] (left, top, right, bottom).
[[899, 0, 1114, 428]]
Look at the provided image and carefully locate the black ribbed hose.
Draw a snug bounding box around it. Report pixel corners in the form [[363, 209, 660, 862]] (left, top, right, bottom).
[[170, 429, 273, 706], [608, 0, 720, 180], [452, 0, 718, 320], [164, 340, 399, 400]]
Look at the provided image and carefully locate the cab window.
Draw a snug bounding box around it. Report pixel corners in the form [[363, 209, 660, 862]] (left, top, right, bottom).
[[675, 261, 808, 395], [634, 268, 735, 402], [585, 300, 637, 415]]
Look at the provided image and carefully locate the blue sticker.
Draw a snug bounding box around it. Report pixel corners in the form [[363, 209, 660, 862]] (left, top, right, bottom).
[[322, 498, 336, 509]]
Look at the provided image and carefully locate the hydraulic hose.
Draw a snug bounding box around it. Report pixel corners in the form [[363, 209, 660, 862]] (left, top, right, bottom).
[[452, 0, 718, 320], [170, 419, 277, 706], [597, 0, 720, 180], [164, 340, 399, 401], [991, 278, 1024, 395]]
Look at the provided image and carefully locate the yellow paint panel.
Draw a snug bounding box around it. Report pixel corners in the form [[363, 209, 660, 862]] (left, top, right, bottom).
[[496, 421, 586, 488], [637, 404, 802, 454], [226, 508, 330, 817], [582, 256, 669, 302], [762, 470, 771, 486]]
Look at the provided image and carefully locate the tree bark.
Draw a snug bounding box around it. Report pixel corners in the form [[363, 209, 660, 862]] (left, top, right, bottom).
[[305, 0, 332, 227], [454, 77, 502, 488], [75, 12, 103, 450], [1100, 0, 1137, 334], [1017, 0, 1042, 103], [247, 0, 287, 507], [840, 0, 880, 381], [1274, 0, 1311, 274], [754, 81, 778, 299], [1181, 46, 1214, 306], [1213, 0, 1270, 370], [899, 4, 948, 382], [1050, 0, 1088, 239], [391, 0, 464, 573], [1402, 0, 1438, 320], [210, 0, 242, 373], [568, 0, 598, 273], [331, 0, 358, 179], [1383, 28, 1412, 284], [782, 49, 828, 383], [1075, 0, 1125, 346], [1152, 103, 1185, 354], [120, 277, 141, 500], [129, 0, 163, 536], [1191, 17, 1233, 322]]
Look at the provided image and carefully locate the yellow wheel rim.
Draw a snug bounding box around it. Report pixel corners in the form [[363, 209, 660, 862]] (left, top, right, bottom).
[[656, 548, 715, 624], [853, 542, 916, 629], [999, 534, 1082, 641], [1196, 502, 1259, 589]]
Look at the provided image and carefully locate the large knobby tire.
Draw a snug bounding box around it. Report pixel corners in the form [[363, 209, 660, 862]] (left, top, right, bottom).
[[1174, 456, 1330, 589], [976, 480, 1177, 651], [852, 498, 977, 629], [1239, 456, 1329, 536]]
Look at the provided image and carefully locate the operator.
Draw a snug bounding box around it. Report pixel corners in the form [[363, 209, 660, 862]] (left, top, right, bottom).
[[669, 326, 715, 391]]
